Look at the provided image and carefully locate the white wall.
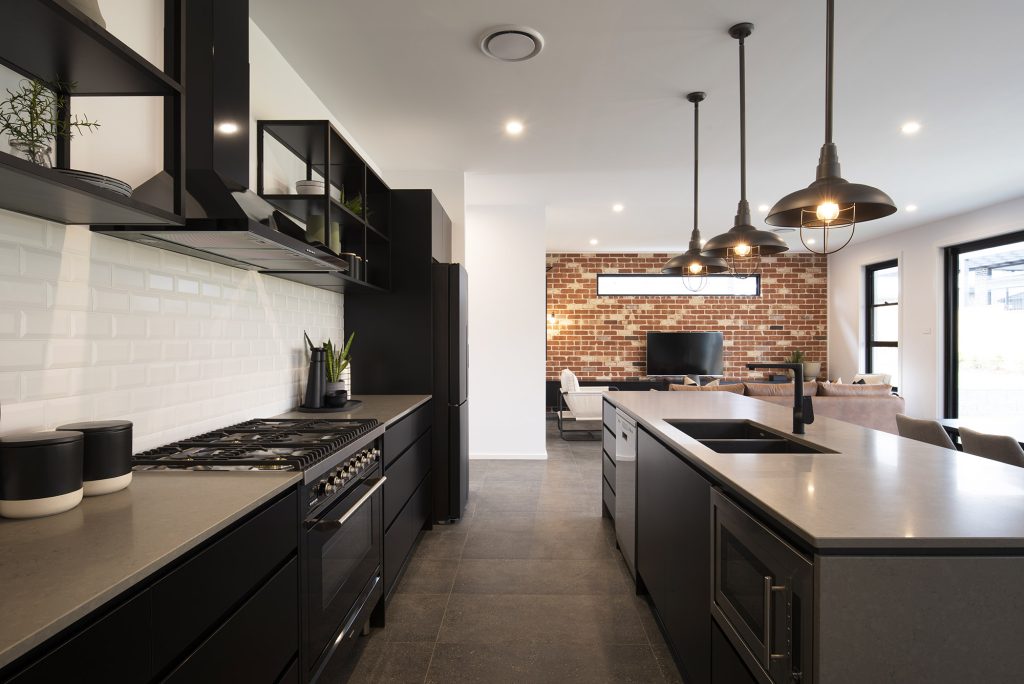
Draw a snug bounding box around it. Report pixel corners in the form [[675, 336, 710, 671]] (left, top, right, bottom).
[[465, 205, 546, 459], [828, 194, 1024, 418], [0, 3, 399, 449]]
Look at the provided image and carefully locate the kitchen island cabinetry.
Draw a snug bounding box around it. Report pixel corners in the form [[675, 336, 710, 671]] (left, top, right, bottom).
[[637, 428, 710, 684]]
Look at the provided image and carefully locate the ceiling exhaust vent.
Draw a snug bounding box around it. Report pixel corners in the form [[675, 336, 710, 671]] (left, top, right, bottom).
[[479, 25, 544, 62]]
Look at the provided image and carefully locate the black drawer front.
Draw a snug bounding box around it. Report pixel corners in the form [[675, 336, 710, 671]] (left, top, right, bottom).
[[603, 451, 616, 491], [384, 430, 431, 529], [7, 591, 152, 684], [603, 427, 615, 461], [384, 474, 430, 596], [151, 492, 297, 672], [603, 400, 616, 432], [602, 477, 615, 519], [163, 558, 298, 684], [277, 658, 299, 684], [383, 402, 432, 467]]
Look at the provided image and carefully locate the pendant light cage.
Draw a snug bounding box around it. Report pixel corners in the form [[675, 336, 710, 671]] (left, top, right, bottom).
[[701, 22, 789, 275], [764, 0, 895, 253]]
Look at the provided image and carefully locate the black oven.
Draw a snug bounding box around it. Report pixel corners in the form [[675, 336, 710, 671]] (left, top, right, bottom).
[[303, 457, 385, 682], [711, 489, 813, 684]]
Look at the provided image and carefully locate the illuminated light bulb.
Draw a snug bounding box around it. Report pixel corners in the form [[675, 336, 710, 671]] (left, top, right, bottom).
[[688, 262, 703, 274], [612, 203, 624, 213], [816, 201, 840, 222], [733, 243, 751, 257], [505, 120, 524, 135], [217, 122, 240, 134]]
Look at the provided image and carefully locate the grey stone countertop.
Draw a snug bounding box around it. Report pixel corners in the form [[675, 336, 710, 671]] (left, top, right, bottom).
[[606, 391, 1024, 552], [274, 394, 431, 426], [0, 471, 300, 670]]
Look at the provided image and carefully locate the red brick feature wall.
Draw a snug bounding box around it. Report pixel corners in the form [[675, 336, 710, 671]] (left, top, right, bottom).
[[546, 253, 828, 381]]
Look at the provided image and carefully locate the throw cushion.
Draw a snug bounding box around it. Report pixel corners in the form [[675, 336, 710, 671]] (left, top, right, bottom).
[[669, 383, 745, 394], [744, 381, 818, 397], [818, 382, 893, 396]]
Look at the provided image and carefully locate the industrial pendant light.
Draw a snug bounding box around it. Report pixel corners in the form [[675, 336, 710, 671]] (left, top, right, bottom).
[[702, 23, 788, 276], [765, 0, 896, 254], [662, 91, 729, 291]]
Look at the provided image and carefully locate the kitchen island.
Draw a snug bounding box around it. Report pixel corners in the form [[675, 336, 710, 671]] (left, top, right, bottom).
[[605, 391, 1024, 684]]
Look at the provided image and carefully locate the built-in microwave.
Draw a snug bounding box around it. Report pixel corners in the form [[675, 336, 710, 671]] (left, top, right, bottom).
[[711, 489, 813, 684]]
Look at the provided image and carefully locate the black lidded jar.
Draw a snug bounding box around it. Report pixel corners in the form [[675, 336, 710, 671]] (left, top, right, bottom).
[[56, 421, 133, 496], [0, 431, 84, 519]]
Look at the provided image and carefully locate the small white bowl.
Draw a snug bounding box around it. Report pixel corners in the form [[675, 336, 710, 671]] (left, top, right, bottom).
[[296, 179, 325, 196]]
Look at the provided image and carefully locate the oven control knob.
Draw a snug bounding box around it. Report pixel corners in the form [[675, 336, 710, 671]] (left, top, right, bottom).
[[316, 481, 330, 496], [370, 449, 380, 460]]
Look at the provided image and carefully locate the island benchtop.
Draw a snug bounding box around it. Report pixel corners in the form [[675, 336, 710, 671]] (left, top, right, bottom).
[[606, 391, 1024, 552]]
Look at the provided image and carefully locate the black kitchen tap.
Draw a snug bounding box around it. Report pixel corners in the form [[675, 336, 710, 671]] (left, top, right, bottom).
[[746, 363, 815, 434]]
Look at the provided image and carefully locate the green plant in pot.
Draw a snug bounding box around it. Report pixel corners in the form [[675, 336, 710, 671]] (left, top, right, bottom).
[[0, 79, 100, 167], [324, 332, 355, 406], [784, 350, 821, 381]]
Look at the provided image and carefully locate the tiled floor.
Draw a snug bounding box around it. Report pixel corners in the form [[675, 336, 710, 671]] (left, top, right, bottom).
[[333, 420, 683, 683]]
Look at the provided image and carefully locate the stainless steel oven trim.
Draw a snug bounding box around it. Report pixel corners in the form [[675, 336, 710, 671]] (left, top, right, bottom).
[[711, 489, 812, 684], [313, 477, 385, 530]]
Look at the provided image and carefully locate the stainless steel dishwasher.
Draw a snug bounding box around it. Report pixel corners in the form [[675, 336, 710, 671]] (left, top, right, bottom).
[[614, 409, 637, 580]]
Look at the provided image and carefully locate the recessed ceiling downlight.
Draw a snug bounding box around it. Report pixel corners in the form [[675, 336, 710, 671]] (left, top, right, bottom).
[[480, 25, 544, 62]]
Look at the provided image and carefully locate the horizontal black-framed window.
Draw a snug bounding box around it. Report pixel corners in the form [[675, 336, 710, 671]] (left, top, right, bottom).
[[943, 230, 1024, 418], [865, 259, 899, 388], [596, 273, 760, 297]]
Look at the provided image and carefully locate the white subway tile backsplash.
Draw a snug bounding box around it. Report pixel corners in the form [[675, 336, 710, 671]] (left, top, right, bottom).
[[0, 210, 344, 448]]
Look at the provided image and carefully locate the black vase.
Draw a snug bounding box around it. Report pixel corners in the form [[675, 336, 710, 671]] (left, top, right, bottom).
[[304, 348, 326, 409]]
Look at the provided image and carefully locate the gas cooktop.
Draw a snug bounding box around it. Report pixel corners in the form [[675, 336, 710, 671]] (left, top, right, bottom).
[[133, 418, 380, 472]]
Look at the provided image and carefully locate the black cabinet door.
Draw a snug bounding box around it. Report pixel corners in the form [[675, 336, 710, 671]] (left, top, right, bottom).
[[711, 620, 759, 684], [637, 428, 711, 684]]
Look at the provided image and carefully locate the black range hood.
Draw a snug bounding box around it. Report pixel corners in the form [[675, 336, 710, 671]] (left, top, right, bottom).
[[92, 0, 355, 287]]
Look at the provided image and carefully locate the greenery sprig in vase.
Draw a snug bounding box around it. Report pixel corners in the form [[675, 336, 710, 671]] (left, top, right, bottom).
[[0, 79, 100, 167]]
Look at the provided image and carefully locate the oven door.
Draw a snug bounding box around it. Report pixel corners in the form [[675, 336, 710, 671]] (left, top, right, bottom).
[[305, 469, 385, 673], [711, 489, 812, 684]]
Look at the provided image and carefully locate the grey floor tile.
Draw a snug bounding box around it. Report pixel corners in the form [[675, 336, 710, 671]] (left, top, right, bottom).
[[453, 558, 631, 595], [426, 641, 665, 683], [394, 557, 460, 594], [382, 593, 449, 642], [437, 593, 646, 645], [413, 530, 468, 560]]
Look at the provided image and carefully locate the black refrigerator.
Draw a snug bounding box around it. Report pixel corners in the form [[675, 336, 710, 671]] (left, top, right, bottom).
[[432, 263, 468, 522]]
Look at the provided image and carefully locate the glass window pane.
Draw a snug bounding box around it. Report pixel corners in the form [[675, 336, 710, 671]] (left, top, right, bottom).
[[872, 305, 898, 343], [957, 240, 1024, 417], [871, 346, 899, 388], [872, 266, 899, 304], [596, 274, 759, 296]]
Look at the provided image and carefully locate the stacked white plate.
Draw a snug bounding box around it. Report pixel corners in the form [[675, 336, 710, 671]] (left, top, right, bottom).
[[57, 169, 133, 198]]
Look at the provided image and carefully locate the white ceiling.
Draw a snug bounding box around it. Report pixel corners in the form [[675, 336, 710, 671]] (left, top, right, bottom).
[[250, 0, 1024, 253]]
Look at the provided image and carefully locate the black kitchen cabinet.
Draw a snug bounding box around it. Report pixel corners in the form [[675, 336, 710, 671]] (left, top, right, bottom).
[[1, 491, 299, 684], [637, 427, 711, 684], [711, 620, 759, 684]]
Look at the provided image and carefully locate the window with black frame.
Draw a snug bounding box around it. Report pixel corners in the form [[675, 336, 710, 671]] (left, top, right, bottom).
[[865, 260, 899, 388], [944, 231, 1024, 418]]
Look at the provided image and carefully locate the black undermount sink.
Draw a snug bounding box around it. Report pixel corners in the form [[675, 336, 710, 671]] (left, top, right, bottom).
[[665, 420, 835, 454]]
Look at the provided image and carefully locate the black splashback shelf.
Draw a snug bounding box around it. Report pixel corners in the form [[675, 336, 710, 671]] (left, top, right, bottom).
[[0, 0, 186, 226]]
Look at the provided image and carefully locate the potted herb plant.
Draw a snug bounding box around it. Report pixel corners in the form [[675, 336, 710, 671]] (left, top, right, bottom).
[[324, 332, 355, 406], [784, 350, 821, 381], [0, 79, 100, 167]]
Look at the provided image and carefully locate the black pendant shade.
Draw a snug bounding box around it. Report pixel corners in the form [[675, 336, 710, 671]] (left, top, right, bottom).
[[663, 91, 729, 283], [701, 22, 788, 273], [765, 0, 896, 253]]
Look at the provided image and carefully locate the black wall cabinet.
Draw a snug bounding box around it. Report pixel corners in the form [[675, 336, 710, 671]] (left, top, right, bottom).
[[637, 427, 711, 684]]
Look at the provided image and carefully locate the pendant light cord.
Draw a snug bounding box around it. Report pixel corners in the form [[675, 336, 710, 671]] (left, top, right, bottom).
[[693, 98, 699, 235], [825, 0, 835, 144], [738, 33, 747, 202]]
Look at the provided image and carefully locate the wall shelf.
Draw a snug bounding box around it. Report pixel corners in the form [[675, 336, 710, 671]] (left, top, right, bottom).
[[0, 0, 185, 225], [257, 119, 391, 291]]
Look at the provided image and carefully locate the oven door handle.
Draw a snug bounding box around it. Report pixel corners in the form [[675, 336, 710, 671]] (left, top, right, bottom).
[[313, 476, 386, 530]]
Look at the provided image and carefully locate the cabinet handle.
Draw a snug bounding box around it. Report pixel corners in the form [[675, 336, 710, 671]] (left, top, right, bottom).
[[764, 576, 788, 667]]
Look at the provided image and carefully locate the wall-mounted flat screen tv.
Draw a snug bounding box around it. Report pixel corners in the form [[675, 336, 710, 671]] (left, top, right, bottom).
[[646, 332, 724, 376]]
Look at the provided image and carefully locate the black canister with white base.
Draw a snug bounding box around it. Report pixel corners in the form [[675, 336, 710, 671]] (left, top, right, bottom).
[[57, 421, 133, 496], [0, 431, 84, 519]]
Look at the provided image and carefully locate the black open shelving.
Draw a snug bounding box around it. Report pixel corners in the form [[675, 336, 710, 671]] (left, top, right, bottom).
[[0, 0, 185, 227], [257, 119, 391, 291]]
